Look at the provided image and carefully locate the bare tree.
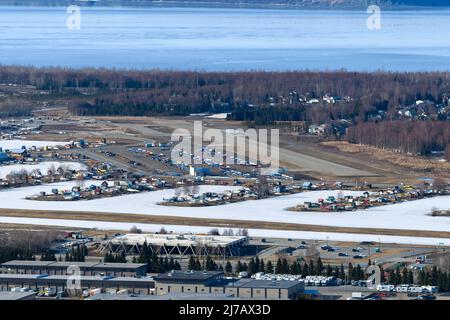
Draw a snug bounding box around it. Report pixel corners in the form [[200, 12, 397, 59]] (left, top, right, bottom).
[[208, 228, 220, 236], [237, 228, 249, 237], [222, 228, 234, 236], [130, 226, 142, 234], [436, 253, 450, 273], [304, 241, 320, 262]]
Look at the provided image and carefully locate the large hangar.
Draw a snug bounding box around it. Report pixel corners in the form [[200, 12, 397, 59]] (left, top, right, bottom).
[[97, 233, 249, 258]]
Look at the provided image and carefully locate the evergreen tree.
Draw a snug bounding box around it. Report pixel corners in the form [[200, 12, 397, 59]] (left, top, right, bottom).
[[309, 260, 315, 275], [205, 256, 217, 271], [236, 261, 243, 273], [281, 259, 289, 274], [316, 257, 323, 275], [248, 258, 256, 275], [333, 265, 339, 278], [379, 265, 385, 283], [260, 259, 265, 273], [188, 256, 196, 271], [266, 261, 274, 274], [195, 258, 202, 271], [225, 261, 233, 274], [431, 266, 438, 286], [348, 263, 354, 281], [301, 263, 309, 277], [326, 264, 333, 277], [275, 259, 282, 274], [417, 269, 425, 285], [255, 257, 260, 273]]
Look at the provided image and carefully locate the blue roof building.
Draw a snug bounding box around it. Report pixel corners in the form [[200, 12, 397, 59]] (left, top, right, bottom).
[[0, 151, 9, 163]]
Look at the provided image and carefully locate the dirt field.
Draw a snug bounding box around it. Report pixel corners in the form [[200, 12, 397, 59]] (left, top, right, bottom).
[[323, 141, 450, 178]]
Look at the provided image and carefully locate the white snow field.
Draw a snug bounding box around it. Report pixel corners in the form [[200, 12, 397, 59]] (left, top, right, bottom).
[[0, 181, 448, 233], [205, 113, 228, 119], [0, 161, 86, 179], [0, 216, 448, 246], [0, 139, 68, 150]]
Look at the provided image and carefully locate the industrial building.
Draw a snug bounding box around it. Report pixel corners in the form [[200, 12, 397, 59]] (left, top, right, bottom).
[[225, 279, 304, 300], [0, 274, 154, 295], [153, 270, 227, 296], [1, 260, 147, 277], [189, 165, 211, 176], [0, 266, 303, 300], [153, 270, 304, 300], [97, 233, 249, 258]]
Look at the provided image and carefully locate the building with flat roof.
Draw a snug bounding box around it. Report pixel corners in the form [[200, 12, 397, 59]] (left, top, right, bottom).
[[153, 270, 224, 285], [152, 271, 303, 300], [0, 291, 36, 300], [97, 233, 248, 258], [226, 279, 304, 300], [1, 260, 147, 277], [153, 270, 230, 296], [0, 268, 304, 300], [0, 151, 10, 163], [0, 274, 154, 296]]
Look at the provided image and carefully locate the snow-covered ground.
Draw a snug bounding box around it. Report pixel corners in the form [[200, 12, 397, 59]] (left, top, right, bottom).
[[0, 139, 68, 150], [0, 161, 86, 179], [0, 216, 448, 246], [0, 181, 448, 233], [205, 113, 228, 119]]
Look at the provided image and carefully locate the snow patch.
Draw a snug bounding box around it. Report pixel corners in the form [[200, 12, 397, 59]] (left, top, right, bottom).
[[0, 216, 448, 246], [0, 182, 448, 233], [0, 139, 69, 150]]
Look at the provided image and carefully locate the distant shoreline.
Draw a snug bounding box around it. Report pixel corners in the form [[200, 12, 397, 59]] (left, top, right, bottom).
[[1, 1, 449, 11]]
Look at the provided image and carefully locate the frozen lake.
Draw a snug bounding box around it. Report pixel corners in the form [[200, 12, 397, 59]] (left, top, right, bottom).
[[0, 6, 449, 71]]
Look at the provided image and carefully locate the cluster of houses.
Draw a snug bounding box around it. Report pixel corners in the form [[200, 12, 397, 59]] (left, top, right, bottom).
[[0, 156, 121, 189], [160, 180, 344, 207], [27, 177, 170, 201], [396, 98, 450, 121], [291, 185, 449, 213], [0, 137, 100, 165], [307, 119, 351, 137], [161, 188, 260, 206], [0, 164, 85, 187], [303, 95, 450, 137], [0, 144, 61, 164], [265, 92, 352, 107]]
